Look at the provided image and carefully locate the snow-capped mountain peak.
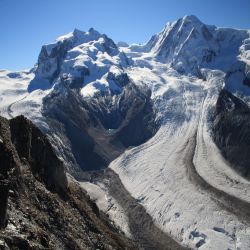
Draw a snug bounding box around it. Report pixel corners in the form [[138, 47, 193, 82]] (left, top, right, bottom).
[[125, 15, 249, 77], [148, 15, 219, 72], [55, 27, 102, 44], [182, 14, 201, 23], [29, 27, 130, 95]]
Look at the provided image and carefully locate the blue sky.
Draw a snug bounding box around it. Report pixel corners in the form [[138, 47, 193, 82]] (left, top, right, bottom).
[[1, 0, 250, 70]]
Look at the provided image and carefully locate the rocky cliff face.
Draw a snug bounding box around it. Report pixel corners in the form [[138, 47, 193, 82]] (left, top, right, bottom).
[[0, 115, 135, 249], [43, 78, 157, 173], [213, 89, 250, 179], [9, 116, 68, 195]]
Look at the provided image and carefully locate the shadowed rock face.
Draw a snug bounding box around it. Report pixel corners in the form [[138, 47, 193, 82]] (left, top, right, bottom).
[[0, 115, 136, 249], [213, 89, 250, 179], [9, 116, 68, 195], [43, 81, 157, 173], [0, 117, 21, 228]]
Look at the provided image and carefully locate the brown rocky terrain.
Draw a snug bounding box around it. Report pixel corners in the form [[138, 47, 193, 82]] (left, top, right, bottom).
[[0, 115, 136, 249]]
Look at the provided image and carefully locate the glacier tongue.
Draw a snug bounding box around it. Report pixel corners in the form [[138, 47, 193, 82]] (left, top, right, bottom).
[[110, 45, 250, 248]]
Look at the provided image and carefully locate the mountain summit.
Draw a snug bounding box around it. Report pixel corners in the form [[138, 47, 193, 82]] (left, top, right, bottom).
[[30, 27, 129, 94]]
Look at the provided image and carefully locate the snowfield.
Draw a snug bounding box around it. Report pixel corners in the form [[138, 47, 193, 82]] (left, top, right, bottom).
[[0, 70, 50, 130], [111, 20, 250, 247], [79, 181, 132, 238], [1, 15, 250, 249], [110, 59, 250, 249]]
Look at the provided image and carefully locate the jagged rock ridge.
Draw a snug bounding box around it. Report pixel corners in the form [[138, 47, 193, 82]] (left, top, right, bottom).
[[0, 115, 135, 249]]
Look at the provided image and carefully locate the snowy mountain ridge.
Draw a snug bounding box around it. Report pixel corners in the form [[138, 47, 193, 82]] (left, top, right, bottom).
[[30, 26, 131, 97], [125, 15, 250, 77]]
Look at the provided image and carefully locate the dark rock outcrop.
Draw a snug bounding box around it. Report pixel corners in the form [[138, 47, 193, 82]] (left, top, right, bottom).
[[213, 89, 250, 179], [0, 117, 21, 229], [243, 76, 250, 87], [0, 183, 8, 229], [0, 115, 136, 249], [43, 81, 157, 173], [9, 116, 68, 196]]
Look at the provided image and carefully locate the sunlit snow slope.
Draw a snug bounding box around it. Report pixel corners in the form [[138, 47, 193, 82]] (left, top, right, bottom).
[[0, 27, 131, 125]]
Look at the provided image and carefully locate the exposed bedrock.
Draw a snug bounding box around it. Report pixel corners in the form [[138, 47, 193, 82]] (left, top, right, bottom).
[[43, 80, 157, 173], [213, 89, 250, 179], [9, 115, 68, 195], [0, 117, 21, 229], [0, 115, 136, 249]]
